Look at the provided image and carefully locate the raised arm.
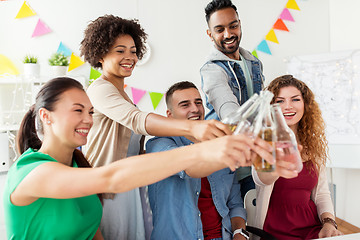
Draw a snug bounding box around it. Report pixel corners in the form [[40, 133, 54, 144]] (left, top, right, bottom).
[[145, 114, 231, 142], [11, 135, 251, 206], [201, 63, 240, 120]]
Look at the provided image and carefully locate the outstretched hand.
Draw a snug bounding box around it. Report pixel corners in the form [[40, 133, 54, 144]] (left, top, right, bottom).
[[198, 134, 273, 171], [188, 119, 232, 142]]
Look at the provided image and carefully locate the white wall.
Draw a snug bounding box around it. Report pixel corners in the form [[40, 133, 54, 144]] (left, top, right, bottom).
[[1, 0, 360, 234]]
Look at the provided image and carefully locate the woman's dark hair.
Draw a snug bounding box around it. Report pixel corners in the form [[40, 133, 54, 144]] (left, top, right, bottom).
[[205, 0, 238, 23], [17, 77, 92, 169], [80, 14, 147, 69]]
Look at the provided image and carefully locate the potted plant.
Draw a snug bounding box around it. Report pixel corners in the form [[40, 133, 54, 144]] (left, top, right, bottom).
[[23, 55, 40, 78], [48, 52, 69, 76]]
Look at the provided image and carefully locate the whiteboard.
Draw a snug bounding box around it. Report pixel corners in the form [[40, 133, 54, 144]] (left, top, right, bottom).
[[287, 50, 360, 144]]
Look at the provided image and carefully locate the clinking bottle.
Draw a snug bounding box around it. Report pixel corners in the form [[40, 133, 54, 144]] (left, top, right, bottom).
[[222, 93, 259, 132], [253, 104, 276, 172], [233, 90, 273, 137], [271, 103, 303, 173]]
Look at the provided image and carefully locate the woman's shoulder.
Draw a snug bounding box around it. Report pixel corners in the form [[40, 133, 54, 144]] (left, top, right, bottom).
[[12, 149, 57, 172]]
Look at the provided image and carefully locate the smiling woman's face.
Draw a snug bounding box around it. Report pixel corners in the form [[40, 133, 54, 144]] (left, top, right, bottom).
[[274, 86, 304, 132]]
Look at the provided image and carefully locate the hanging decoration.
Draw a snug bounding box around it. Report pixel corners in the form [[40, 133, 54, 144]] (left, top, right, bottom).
[[286, 0, 300, 10], [280, 8, 295, 22], [15, 1, 36, 19], [257, 40, 272, 55], [254, 0, 300, 56], [131, 87, 147, 105], [57, 42, 72, 57], [0, 54, 19, 76], [68, 53, 85, 72], [90, 67, 101, 80], [273, 19, 289, 32], [265, 29, 279, 44], [31, 19, 52, 37], [149, 92, 164, 110]]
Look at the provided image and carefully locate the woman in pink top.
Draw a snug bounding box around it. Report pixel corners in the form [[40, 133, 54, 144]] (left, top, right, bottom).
[[252, 75, 343, 240]]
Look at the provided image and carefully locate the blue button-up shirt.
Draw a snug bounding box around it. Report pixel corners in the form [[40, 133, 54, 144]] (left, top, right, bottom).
[[146, 136, 246, 240]]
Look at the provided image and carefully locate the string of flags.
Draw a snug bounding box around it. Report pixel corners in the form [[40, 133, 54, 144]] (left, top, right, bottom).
[[11, 0, 302, 110], [89, 68, 164, 110], [15, 1, 85, 72], [252, 0, 300, 58]]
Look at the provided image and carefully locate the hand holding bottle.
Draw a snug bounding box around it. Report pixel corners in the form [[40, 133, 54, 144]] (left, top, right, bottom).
[[271, 104, 303, 173]]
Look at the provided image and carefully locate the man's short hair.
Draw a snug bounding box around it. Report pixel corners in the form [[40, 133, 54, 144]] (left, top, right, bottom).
[[165, 81, 198, 109], [205, 0, 238, 23]]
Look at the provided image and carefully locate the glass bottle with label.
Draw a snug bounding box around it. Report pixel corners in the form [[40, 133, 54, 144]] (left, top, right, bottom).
[[271, 103, 303, 173]]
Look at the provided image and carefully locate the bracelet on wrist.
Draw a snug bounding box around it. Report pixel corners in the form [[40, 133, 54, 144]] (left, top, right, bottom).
[[322, 217, 338, 229], [233, 228, 250, 239]]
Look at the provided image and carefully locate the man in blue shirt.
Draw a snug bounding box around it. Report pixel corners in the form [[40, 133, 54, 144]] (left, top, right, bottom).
[[146, 81, 249, 240]]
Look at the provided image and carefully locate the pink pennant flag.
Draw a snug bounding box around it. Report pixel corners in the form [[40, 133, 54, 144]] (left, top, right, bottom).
[[31, 19, 52, 37], [280, 8, 294, 22], [131, 87, 147, 105]]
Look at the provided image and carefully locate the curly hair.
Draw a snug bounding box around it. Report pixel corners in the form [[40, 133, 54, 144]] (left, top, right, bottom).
[[266, 75, 328, 172], [80, 15, 147, 69]]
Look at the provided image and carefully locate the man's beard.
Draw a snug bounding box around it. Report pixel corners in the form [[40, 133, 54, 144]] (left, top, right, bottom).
[[213, 36, 240, 54]]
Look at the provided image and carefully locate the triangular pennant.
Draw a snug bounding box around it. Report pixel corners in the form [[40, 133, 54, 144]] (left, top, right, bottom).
[[131, 87, 146, 105], [251, 50, 258, 59], [15, 1, 36, 19], [68, 53, 85, 72], [57, 42, 72, 57], [257, 40, 272, 55], [31, 19, 52, 37], [90, 67, 101, 80], [124, 84, 127, 89], [273, 18, 289, 31], [265, 29, 279, 44], [286, 0, 300, 10], [0, 54, 20, 76], [280, 8, 294, 22], [149, 92, 164, 110]]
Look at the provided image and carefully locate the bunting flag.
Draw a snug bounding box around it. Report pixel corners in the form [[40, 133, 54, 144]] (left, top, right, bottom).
[[273, 18, 289, 31], [15, 1, 36, 19], [124, 84, 127, 89], [68, 53, 85, 72], [280, 8, 294, 22], [31, 19, 51, 37], [90, 67, 101, 80], [251, 50, 258, 59], [0, 54, 19, 76], [257, 40, 272, 55], [57, 42, 72, 57], [149, 92, 164, 110], [286, 0, 300, 10], [265, 29, 279, 44], [131, 87, 147, 105]]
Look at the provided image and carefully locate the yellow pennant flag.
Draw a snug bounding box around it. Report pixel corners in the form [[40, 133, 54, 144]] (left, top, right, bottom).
[[286, 0, 300, 10], [265, 29, 279, 44], [15, 1, 36, 19], [0, 54, 19, 76], [68, 53, 85, 72]]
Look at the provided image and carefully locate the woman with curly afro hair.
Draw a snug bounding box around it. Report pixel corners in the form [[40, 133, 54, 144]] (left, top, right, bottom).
[[80, 15, 233, 240], [251, 75, 343, 240]]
